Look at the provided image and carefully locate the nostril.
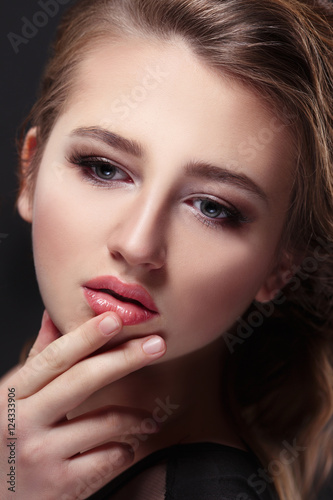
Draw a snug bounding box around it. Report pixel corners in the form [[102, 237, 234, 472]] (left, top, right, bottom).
[[109, 244, 166, 270], [107, 214, 167, 269]]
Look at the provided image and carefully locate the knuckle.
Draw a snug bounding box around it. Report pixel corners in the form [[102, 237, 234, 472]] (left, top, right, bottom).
[[109, 443, 134, 469], [121, 344, 137, 367], [95, 444, 134, 474], [18, 435, 46, 466], [20, 356, 44, 378], [14, 364, 31, 390], [27, 346, 38, 359], [80, 358, 97, 383], [102, 410, 122, 434], [66, 358, 95, 393], [41, 343, 65, 372], [71, 471, 103, 498]]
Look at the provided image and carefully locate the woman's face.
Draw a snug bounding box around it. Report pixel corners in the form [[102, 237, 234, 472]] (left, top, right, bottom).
[[19, 38, 294, 362]]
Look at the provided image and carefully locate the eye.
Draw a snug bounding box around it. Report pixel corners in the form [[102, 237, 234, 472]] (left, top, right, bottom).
[[88, 160, 127, 181], [196, 199, 227, 219], [67, 152, 130, 184], [193, 199, 239, 220], [191, 198, 249, 228]]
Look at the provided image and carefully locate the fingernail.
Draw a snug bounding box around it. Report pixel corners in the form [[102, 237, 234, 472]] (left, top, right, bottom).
[[99, 315, 120, 335], [142, 337, 164, 355]]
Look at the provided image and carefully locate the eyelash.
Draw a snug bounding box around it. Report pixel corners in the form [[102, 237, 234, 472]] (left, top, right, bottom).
[[67, 151, 250, 229], [190, 200, 249, 229], [67, 151, 131, 185]]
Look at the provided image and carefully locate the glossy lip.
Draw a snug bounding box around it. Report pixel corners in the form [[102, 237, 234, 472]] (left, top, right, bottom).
[[83, 276, 159, 326]]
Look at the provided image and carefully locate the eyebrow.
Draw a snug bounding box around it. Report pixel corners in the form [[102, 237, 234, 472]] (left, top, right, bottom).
[[70, 126, 268, 204], [185, 161, 269, 204], [70, 127, 144, 158]]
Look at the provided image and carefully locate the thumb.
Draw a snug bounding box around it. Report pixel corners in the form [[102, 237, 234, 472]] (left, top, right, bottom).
[[27, 310, 61, 360]]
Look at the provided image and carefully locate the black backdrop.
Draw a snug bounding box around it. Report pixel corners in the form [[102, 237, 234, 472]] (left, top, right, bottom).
[[0, 0, 76, 376], [0, 2, 332, 497]]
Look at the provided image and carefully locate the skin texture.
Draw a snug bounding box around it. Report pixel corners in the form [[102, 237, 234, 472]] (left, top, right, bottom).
[[20, 39, 294, 359], [6, 37, 296, 498], [0, 311, 167, 498]]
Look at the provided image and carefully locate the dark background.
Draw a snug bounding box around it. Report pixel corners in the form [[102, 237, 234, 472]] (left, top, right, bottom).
[[0, 0, 76, 376], [0, 2, 332, 498]]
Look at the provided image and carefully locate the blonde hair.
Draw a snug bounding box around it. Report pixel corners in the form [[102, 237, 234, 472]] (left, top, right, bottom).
[[18, 1, 333, 498]]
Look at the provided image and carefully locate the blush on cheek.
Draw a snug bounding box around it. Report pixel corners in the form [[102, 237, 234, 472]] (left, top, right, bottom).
[[32, 169, 91, 271], [32, 207, 71, 273], [169, 244, 272, 353], [30, 171, 107, 336]]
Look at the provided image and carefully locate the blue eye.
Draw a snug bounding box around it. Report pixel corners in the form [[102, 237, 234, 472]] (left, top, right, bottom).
[[89, 161, 125, 181], [197, 199, 226, 219], [93, 163, 116, 180], [67, 152, 129, 184], [192, 198, 248, 228]]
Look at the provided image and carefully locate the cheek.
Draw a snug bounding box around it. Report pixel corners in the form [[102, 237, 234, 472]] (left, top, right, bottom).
[[31, 165, 100, 307], [165, 229, 275, 351], [32, 161, 103, 264], [32, 184, 81, 276]]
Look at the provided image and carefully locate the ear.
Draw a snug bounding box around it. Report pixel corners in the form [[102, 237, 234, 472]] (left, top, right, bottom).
[[255, 250, 294, 303], [17, 127, 38, 223]]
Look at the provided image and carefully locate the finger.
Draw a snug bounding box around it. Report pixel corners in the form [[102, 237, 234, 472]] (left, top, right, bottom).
[[66, 442, 134, 498], [30, 335, 166, 424], [52, 406, 159, 458], [15, 312, 122, 399], [0, 364, 21, 385], [27, 311, 61, 360]]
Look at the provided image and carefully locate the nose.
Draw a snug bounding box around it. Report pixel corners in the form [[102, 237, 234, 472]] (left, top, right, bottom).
[[107, 189, 167, 271]]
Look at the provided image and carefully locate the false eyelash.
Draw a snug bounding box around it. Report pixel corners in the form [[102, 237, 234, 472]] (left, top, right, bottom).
[[66, 150, 130, 186], [189, 197, 250, 230], [67, 151, 251, 229], [193, 207, 249, 230], [67, 150, 115, 170]]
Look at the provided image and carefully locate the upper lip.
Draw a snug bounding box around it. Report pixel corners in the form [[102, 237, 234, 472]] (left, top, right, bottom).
[[83, 276, 159, 313]]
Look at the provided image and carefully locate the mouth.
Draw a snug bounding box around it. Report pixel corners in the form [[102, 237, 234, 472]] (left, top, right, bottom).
[[82, 276, 159, 326], [99, 288, 156, 312]]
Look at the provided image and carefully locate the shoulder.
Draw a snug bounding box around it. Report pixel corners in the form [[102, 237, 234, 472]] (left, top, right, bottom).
[[164, 442, 278, 500]]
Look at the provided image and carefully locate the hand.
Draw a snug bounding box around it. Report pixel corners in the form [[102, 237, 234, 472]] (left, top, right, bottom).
[[0, 311, 166, 499]]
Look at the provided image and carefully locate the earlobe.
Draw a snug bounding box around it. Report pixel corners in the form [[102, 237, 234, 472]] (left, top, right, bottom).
[[17, 190, 33, 223], [17, 127, 38, 223], [255, 251, 294, 303]]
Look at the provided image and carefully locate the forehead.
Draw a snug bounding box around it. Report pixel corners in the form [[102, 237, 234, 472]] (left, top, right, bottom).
[[58, 38, 296, 205]]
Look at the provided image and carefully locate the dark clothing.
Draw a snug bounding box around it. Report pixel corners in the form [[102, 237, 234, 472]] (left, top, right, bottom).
[[89, 442, 278, 499]]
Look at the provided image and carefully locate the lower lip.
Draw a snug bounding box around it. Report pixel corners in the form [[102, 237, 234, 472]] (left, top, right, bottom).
[[83, 287, 158, 326]]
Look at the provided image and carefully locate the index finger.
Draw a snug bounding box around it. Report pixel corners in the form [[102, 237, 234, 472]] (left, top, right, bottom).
[[0, 312, 60, 387], [27, 310, 61, 360], [15, 312, 122, 399]]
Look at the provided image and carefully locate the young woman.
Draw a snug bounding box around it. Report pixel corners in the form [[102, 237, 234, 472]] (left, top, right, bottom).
[[1, 0, 332, 498]]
